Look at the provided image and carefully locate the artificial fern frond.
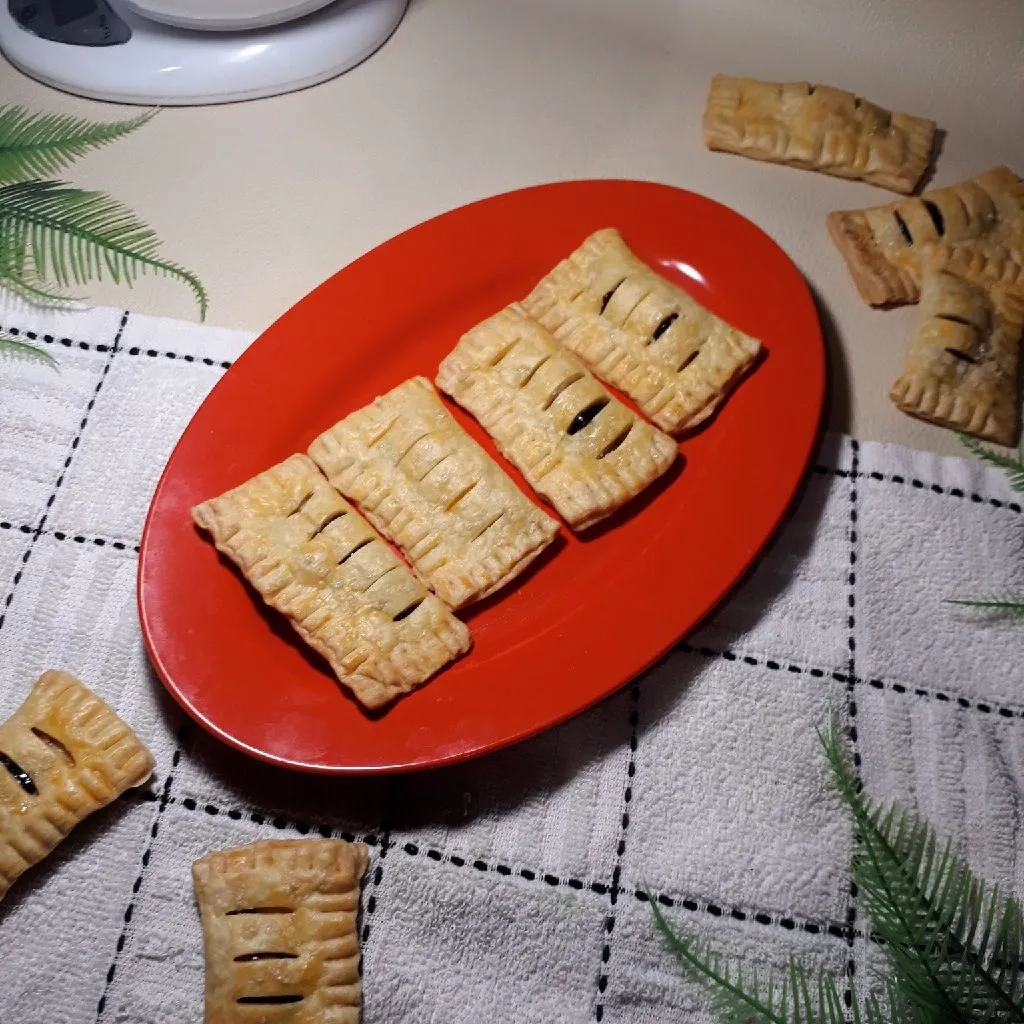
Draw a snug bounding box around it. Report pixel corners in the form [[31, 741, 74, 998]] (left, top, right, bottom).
[[947, 597, 1024, 618], [0, 180, 207, 318], [0, 263, 75, 305], [959, 434, 1024, 493], [650, 897, 848, 1023], [0, 106, 156, 183], [823, 726, 1024, 1023], [0, 331, 56, 367]]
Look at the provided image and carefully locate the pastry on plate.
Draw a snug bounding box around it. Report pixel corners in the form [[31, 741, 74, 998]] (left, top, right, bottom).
[[436, 304, 678, 530], [702, 74, 936, 193], [828, 165, 1024, 306], [0, 670, 154, 901], [193, 839, 367, 1024], [521, 228, 761, 434], [890, 269, 1022, 445], [191, 454, 471, 710], [308, 377, 560, 610]]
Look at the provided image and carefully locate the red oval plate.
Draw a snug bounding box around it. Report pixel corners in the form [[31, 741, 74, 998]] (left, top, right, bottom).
[[139, 180, 824, 774]]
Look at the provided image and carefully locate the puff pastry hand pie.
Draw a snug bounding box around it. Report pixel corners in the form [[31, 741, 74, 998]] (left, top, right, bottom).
[[308, 377, 559, 610], [436, 304, 678, 530], [890, 270, 1023, 445], [828, 165, 1024, 305], [521, 228, 761, 435], [192, 454, 470, 710], [703, 74, 936, 193], [0, 670, 154, 901], [193, 839, 367, 1024]]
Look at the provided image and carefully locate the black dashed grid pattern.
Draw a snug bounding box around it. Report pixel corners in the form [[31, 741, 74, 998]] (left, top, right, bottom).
[[360, 779, 395, 951], [0, 312, 128, 635], [95, 729, 185, 1022], [0, 320, 233, 370], [0, 521, 139, 554], [842, 439, 861, 1013], [812, 463, 1024, 514], [594, 682, 640, 1021], [135, 785, 874, 938], [2, 306, 1023, 1022]]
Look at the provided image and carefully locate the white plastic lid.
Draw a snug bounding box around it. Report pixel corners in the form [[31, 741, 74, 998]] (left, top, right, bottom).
[[118, 0, 338, 31]]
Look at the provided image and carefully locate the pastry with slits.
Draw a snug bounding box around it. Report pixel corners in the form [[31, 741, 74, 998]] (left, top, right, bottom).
[[890, 269, 1022, 445], [521, 228, 761, 435], [436, 304, 678, 530], [702, 74, 936, 193], [191, 454, 470, 710], [828, 165, 1024, 306], [0, 670, 155, 901], [308, 377, 559, 610], [193, 839, 367, 1024]]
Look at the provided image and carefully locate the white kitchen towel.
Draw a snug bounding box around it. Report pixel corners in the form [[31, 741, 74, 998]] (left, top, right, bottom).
[[0, 301, 1023, 1024]]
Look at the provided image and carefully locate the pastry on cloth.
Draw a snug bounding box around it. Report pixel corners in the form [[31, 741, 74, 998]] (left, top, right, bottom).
[[308, 377, 559, 609], [828, 165, 1024, 306], [436, 304, 678, 530], [193, 839, 367, 1024], [0, 670, 154, 901], [702, 74, 936, 193], [522, 229, 761, 435], [890, 269, 1023, 445], [191, 454, 470, 710]]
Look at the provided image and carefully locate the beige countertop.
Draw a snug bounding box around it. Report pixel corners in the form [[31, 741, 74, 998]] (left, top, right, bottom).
[[2, 0, 1022, 456]]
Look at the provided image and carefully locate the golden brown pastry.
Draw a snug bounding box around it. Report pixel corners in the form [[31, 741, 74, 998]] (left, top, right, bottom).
[[521, 228, 761, 435], [703, 74, 936, 193], [308, 377, 560, 610], [191, 454, 471, 710], [890, 269, 1022, 445], [436, 304, 678, 530], [193, 839, 367, 1024], [0, 670, 154, 901], [828, 165, 1024, 306]]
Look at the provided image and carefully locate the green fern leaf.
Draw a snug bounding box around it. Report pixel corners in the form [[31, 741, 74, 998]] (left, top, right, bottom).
[[650, 896, 848, 1023], [0, 263, 75, 304], [0, 106, 156, 183], [959, 434, 1024, 493], [0, 332, 57, 367], [650, 900, 788, 1023], [0, 180, 207, 318], [822, 726, 1024, 1023], [946, 598, 1024, 618]]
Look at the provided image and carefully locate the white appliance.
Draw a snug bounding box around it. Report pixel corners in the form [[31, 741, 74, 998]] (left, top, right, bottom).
[[0, 0, 408, 105]]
